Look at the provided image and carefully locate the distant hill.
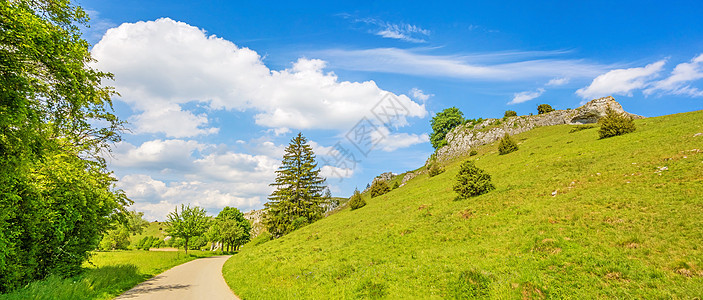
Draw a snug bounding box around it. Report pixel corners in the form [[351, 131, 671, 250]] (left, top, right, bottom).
[[129, 222, 168, 248], [223, 109, 703, 298]]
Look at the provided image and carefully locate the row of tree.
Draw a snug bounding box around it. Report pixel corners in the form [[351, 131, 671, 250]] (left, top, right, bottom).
[[97, 205, 253, 254]]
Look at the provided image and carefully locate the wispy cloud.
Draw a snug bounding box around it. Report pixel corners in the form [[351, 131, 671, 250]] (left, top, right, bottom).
[[316, 47, 612, 81], [645, 53, 703, 97], [509, 88, 545, 104], [546, 77, 570, 86], [341, 14, 430, 43]]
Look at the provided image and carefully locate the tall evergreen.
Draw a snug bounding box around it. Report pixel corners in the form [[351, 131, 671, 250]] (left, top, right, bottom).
[[265, 133, 328, 237]]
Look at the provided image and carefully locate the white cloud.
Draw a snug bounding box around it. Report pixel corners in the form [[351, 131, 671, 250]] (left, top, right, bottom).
[[130, 103, 218, 137], [546, 77, 570, 86], [645, 54, 703, 97], [509, 88, 545, 104], [111, 138, 281, 220], [110, 139, 206, 171], [120, 175, 263, 221], [344, 15, 430, 43], [316, 48, 611, 81], [91, 18, 427, 135], [320, 165, 354, 179], [409, 88, 432, 102], [576, 60, 666, 99], [371, 127, 430, 152]]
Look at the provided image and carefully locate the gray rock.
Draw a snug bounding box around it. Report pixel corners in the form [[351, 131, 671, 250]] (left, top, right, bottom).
[[436, 96, 642, 162], [400, 172, 417, 187]]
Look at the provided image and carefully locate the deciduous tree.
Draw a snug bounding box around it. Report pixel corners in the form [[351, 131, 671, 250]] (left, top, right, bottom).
[[165, 205, 209, 254], [430, 107, 465, 149], [0, 0, 128, 291]]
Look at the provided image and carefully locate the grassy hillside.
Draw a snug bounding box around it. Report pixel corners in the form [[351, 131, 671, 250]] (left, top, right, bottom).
[[0, 250, 219, 300], [129, 222, 168, 248], [223, 110, 703, 298]]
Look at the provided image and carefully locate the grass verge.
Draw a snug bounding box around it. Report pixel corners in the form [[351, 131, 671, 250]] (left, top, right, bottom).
[[0, 250, 221, 300]]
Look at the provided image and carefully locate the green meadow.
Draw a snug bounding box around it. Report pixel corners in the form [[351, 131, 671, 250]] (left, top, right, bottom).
[[223, 110, 703, 298]]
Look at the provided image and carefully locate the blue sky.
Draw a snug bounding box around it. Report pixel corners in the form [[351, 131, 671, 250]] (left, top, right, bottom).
[[78, 0, 703, 220]]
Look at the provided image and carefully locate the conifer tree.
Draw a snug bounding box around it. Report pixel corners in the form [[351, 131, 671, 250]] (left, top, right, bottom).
[[264, 133, 328, 237]]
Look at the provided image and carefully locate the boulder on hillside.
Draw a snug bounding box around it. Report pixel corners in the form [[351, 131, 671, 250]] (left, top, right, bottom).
[[570, 96, 642, 124]]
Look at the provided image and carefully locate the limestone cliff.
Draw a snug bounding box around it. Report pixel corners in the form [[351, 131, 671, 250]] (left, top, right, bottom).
[[435, 96, 642, 162]]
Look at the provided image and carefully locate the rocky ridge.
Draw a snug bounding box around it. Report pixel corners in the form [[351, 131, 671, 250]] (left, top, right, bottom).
[[435, 96, 642, 162]]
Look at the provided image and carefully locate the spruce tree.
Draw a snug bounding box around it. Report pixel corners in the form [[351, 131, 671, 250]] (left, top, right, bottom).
[[264, 133, 328, 237]]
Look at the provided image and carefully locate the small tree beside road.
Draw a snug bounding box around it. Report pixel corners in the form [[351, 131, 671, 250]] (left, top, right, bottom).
[[165, 205, 210, 254]]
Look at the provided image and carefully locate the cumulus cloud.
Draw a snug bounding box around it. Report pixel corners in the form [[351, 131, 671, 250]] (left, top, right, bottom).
[[575, 60, 666, 99], [645, 54, 703, 97], [119, 174, 262, 221], [111, 140, 279, 220], [509, 88, 545, 104], [110, 139, 206, 171], [91, 18, 426, 136]]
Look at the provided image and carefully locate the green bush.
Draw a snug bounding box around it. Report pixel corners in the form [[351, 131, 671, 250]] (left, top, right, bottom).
[[348, 190, 366, 210], [369, 180, 390, 198], [504, 110, 517, 118], [428, 164, 444, 177], [498, 134, 519, 155], [469, 150, 478, 156], [392, 181, 400, 189], [537, 104, 555, 114], [453, 160, 495, 199], [598, 109, 636, 139]]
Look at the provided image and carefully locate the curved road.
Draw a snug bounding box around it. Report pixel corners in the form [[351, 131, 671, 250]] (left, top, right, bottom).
[[115, 255, 239, 300]]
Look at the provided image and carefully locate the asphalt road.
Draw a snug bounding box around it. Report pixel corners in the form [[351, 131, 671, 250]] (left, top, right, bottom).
[[115, 255, 239, 300]]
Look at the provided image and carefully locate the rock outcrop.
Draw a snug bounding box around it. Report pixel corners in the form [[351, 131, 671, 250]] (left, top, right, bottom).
[[244, 208, 266, 237], [436, 96, 642, 162]]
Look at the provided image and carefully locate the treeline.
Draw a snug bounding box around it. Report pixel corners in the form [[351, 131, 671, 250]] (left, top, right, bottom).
[[1, 0, 129, 292]]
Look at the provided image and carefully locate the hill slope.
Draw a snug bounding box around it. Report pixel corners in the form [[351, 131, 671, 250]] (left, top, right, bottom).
[[223, 110, 703, 298]]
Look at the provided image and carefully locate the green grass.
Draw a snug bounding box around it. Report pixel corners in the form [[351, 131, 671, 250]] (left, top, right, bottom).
[[223, 110, 703, 298], [0, 250, 220, 300]]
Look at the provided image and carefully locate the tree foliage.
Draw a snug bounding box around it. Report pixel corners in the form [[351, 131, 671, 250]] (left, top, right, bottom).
[[598, 109, 636, 139], [165, 205, 209, 254], [210, 207, 251, 252], [348, 189, 366, 210], [369, 180, 391, 198], [537, 104, 555, 114], [430, 107, 465, 149], [98, 227, 130, 251], [453, 160, 495, 199], [504, 110, 517, 118], [125, 211, 150, 236], [0, 0, 128, 291], [264, 133, 329, 238], [498, 134, 519, 155]]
